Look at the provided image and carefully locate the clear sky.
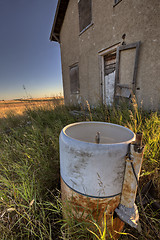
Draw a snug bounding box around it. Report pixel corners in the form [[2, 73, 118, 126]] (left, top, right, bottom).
[[0, 0, 62, 100]]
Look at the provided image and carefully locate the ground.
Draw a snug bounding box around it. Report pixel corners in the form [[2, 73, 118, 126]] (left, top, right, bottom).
[[0, 97, 64, 118]]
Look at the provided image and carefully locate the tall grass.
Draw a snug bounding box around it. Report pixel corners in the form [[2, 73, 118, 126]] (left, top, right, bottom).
[[0, 99, 159, 239], [0, 104, 73, 239]]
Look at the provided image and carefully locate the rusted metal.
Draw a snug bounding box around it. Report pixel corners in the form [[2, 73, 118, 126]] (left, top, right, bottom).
[[115, 133, 145, 229], [60, 122, 135, 198], [120, 144, 144, 208], [60, 122, 136, 236], [61, 177, 124, 239], [95, 132, 100, 144], [135, 132, 143, 146]]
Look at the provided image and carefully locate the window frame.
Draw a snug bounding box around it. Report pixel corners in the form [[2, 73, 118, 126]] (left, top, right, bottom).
[[113, 0, 122, 7], [69, 63, 80, 95], [78, 0, 93, 34], [115, 41, 141, 95]]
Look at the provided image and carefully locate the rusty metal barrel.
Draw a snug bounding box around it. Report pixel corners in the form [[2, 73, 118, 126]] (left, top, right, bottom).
[[59, 122, 135, 238]]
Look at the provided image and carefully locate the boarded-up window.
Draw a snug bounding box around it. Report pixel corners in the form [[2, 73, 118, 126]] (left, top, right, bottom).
[[78, 0, 92, 33], [70, 64, 80, 94]]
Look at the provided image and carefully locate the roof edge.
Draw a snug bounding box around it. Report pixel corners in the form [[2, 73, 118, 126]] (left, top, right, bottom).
[[50, 0, 70, 42]]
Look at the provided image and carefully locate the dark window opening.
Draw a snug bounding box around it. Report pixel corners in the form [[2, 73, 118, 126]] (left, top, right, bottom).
[[78, 0, 92, 33], [70, 64, 80, 94], [114, 0, 122, 6]]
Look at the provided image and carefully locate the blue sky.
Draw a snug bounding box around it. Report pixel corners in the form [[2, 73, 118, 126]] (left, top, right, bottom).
[[0, 0, 62, 100]]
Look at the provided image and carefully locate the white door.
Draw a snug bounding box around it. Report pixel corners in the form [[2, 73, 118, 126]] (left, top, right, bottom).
[[103, 51, 116, 106], [104, 71, 115, 106]]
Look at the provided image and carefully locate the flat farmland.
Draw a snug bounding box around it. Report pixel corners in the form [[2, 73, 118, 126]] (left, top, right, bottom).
[[0, 97, 64, 118]]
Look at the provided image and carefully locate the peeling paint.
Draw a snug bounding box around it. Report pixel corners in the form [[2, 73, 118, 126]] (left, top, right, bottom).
[[120, 144, 144, 208], [60, 122, 135, 197], [61, 178, 124, 239], [115, 133, 144, 229], [59, 122, 136, 237]]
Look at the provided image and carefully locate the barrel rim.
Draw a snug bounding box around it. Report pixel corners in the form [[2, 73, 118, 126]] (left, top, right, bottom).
[[61, 121, 135, 145]]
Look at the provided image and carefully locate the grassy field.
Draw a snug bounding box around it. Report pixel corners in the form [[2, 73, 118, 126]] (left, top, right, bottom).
[[0, 97, 64, 118], [0, 98, 159, 239]]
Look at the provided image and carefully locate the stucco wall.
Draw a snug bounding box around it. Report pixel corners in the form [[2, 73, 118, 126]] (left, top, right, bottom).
[[60, 0, 160, 110]]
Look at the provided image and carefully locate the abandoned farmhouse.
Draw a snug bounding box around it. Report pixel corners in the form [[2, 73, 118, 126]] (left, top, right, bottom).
[[50, 0, 160, 111]]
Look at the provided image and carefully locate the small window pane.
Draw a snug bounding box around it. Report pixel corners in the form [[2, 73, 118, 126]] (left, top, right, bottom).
[[78, 0, 92, 32], [114, 0, 122, 4], [70, 65, 80, 94]]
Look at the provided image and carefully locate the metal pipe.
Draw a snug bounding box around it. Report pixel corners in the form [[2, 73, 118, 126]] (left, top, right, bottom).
[[95, 131, 100, 144], [115, 133, 145, 229]]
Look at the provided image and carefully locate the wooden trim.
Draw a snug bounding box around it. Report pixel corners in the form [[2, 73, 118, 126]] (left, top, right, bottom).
[[115, 41, 141, 95], [114, 46, 120, 98], [99, 44, 118, 104], [50, 0, 61, 41], [98, 42, 121, 56], [113, 0, 122, 7], [79, 22, 94, 36], [69, 62, 79, 68], [50, 0, 70, 42], [132, 41, 140, 91], [102, 56, 105, 104], [116, 84, 131, 89], [52, 33, 60, 43], [98, 56, 104, 104], [118, 42, 140, 51]]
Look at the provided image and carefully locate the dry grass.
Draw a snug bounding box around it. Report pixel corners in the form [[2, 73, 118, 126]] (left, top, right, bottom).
[[0, 99, 159, 239], [0, 97, 64, 118]]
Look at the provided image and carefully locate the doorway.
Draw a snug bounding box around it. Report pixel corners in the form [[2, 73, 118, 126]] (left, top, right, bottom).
[[103, 51, 116, 105], [99, 41, 140, 106]]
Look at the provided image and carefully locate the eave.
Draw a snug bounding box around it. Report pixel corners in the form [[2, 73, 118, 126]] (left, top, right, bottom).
[[50, 0, 70, 42]]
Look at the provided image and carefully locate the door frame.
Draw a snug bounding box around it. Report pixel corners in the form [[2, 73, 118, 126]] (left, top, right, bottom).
[[98, 42, 121, 104], [99, 41, 141, 104]]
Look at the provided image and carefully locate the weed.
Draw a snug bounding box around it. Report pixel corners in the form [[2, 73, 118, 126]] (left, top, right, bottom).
[[0, 99, 159, 239]]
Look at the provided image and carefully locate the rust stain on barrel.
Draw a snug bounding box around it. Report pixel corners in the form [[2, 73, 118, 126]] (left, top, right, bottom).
[[61, 177, 124, 239], [120, 142, 144, 208]]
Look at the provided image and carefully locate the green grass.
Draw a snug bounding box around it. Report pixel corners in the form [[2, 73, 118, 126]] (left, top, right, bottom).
[[0, 99, 159, 239]]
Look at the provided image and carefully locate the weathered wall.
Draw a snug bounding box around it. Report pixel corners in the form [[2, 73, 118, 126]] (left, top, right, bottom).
[[60, 0, 160, 110], [60, 0, 80, 105]]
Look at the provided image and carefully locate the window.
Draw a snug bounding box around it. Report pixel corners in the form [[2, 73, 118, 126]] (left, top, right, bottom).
[[114, 0, 122, 6], [70, 64, 80, 94], [78, 0, 92, 33]]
